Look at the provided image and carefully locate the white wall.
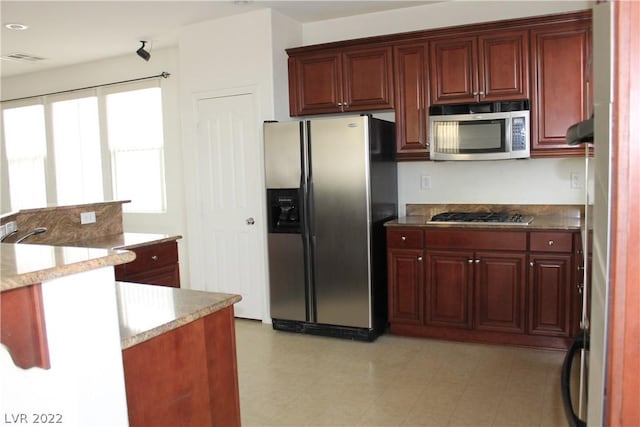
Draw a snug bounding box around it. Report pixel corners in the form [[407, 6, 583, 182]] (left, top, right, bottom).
[[303, 1, 593, 44], [302, 0, 594, 215], [271, 11, 303, 120], [177, 9, 300, 319], [0, 48, 189, 285], [399, 158, 590, 215]]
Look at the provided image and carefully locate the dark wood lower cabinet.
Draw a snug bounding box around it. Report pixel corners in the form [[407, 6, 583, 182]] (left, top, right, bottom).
[[475, 252, 527, 334], [425, 250, 474, 329], [115, 240, 181, 288], [123, 305, 240, 427], [528, 254, 572, 337], [387, 249, 424, 325], [386, 227, 578, 350]]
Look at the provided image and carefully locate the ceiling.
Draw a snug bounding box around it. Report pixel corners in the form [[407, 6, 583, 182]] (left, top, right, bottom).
[[0, 1, 435, 78]]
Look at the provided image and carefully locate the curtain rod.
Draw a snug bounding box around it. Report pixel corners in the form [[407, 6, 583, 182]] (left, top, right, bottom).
[[1, 71, 171, 103]]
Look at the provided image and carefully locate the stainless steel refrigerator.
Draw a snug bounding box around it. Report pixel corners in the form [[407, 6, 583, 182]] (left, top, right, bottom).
[[264, 115, 397, 341]]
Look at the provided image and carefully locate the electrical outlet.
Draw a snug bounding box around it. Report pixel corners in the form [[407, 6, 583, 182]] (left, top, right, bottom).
[[421, 175, 432, 190], [80, 211, 96, 225], [570, 172, 583, 189]]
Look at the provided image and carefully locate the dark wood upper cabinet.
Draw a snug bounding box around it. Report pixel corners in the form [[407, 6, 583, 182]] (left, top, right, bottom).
[[393, 42, 429, 159], [342, 46, 394, 111], [478, 31, 530, 101], [285, 10, 591, 159], [530, 20, 591, 155], [430, 30, 529, 105], [288, 46, 393, 116]]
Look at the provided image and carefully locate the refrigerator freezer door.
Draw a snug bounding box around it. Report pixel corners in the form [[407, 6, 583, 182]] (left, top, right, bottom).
[[268, 233, 307, 322], [309, 116, 372, 328], [264, 121, 303, 189]]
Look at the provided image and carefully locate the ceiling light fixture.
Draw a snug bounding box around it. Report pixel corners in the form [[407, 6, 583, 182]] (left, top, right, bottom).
[[136, 41, 150, 62], [5, 23, 29, 31]]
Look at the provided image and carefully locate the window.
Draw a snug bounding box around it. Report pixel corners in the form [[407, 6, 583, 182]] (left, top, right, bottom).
[[106, 87, 166, 213], [51, 95, 103, 205], [1, 80, 166, 213], [2, 103, 48, 210]]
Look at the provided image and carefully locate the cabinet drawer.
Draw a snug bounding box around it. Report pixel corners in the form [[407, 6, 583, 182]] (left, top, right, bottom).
[[121, 265, 181, 288], [529, 232, 573, 253], [387, 228, 424, 249], [121, 241, 178, 274], [426, 229, 527, 251]]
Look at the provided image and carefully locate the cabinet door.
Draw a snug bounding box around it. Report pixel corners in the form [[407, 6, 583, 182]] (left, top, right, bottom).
[[288, 51, 343, 116], [394, 43, 429, 159], [528, 254, 572, 337], [531, 21, 591, 153], [387, 249, 424, 324], [425, 250, 474, 329], [475, 252, 526, 334], [478, 31, 529, 101], [342, 46, 394, 111], [430, 36, 478, 104]]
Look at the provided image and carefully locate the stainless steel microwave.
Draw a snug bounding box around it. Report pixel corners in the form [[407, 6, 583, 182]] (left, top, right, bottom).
[[429, 100, 530, 161]]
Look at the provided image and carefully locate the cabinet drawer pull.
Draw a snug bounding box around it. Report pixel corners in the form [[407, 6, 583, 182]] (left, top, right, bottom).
[[548, 240, 555, 246], [530, 261, 534, 267], [151, 255, 159, 261], [475, 259, 480, 263], [468, 259, 473, 263], [417, 256, 422, 261], [401, 236, 407, 241]]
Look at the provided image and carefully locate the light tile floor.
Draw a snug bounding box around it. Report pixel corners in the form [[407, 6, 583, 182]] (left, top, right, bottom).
[[235, 319, 572, 427]]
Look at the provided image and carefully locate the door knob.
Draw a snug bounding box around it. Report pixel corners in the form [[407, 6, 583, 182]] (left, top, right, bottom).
[[246, 217, 255, 225]]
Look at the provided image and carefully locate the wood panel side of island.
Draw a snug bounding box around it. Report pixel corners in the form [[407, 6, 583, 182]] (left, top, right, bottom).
[[122, 305, 241, 427], [0, 284, 50, 369]]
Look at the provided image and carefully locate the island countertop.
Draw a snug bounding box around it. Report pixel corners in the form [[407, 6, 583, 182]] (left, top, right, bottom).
[[116, 281, 242, 349], [0, 243, 135, 291], [58, 232, 182, 250]]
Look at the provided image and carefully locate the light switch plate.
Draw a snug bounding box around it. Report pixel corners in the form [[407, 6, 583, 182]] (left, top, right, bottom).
[[80, 211, 96, 224], [421, 175, 432, 190]]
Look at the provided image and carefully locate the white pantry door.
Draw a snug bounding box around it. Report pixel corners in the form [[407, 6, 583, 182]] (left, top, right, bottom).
[[195, 93, 265, 320]]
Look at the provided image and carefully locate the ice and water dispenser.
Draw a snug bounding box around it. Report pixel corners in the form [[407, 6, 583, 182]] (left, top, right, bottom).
[[267, 189, 300, 233]]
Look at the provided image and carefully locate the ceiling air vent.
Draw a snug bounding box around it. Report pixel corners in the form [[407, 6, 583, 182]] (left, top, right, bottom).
[[0, 53, 47, 62]]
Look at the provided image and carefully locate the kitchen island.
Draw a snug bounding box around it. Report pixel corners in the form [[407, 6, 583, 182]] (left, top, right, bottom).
[[0, 242, 241, 426], [117, 281, 241, 427]]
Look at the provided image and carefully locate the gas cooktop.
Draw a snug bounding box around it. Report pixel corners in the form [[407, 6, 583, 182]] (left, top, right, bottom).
[[427, 211, 534, 225]]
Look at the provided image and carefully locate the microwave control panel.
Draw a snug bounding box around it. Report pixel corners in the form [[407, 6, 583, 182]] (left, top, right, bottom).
[[511, 117, 528, 151]]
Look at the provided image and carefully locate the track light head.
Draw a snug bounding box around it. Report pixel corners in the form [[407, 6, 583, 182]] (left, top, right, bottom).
[[137, 41, 150, 61]]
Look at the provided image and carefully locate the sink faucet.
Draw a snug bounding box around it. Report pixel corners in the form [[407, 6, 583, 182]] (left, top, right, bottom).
[[0, 230, 18, 242], [15, 227, 47, 243]]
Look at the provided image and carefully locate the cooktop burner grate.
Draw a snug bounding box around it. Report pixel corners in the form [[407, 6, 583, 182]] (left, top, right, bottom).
[[428, 211, 534, 225]]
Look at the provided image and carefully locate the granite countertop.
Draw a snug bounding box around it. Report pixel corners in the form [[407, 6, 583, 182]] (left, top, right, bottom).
[[0, 243, 135, 291], [386, 214, 582, 230], [385, 204, 585, 231], [62, 232, 182, 250], [116, 281, 242, 349], [0, 232, 181, 291]]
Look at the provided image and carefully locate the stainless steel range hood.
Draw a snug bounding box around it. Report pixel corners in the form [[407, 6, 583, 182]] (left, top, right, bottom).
[[566, 115, 594, 145]]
